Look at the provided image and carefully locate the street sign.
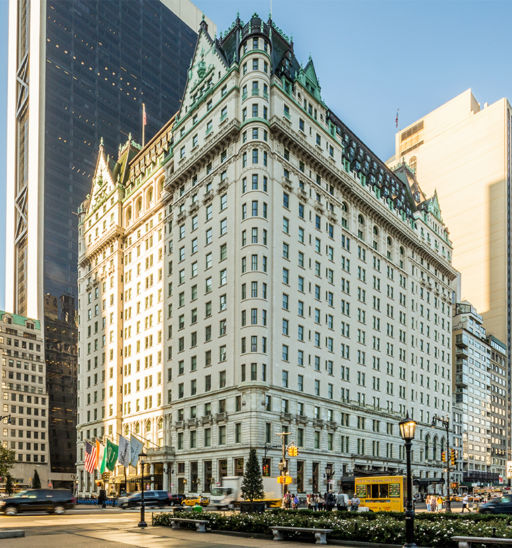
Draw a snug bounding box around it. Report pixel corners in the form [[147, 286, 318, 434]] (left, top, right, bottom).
[[277, 475, 292, 485]]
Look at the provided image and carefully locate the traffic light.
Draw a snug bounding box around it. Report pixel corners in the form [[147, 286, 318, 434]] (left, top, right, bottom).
[[450, 449, 456, 466], [262, 464, 270, 476], [287, 444, 298, 457], [441, 451, 446, 462]]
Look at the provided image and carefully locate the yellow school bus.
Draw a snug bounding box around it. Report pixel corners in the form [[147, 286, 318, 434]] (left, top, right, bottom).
[[354, 476, 405, 512]]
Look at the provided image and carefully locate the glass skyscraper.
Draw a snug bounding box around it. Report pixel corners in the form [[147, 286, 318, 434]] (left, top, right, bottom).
[[6, 0, 213, 484]]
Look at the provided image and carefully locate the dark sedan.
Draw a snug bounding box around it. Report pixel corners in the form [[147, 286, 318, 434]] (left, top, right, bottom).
[[119, 490, 175, 509], [0, 489, 76, 515], [479, 496, 512, 514]]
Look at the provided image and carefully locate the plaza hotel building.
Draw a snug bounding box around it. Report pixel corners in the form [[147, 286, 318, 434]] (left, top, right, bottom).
[[76, 14, 458, 495]]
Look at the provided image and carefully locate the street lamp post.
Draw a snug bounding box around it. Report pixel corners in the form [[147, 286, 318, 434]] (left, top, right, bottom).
[[432, 414, 451, 512], [399, 416, 417, 548], [138, 452, 147, 529]]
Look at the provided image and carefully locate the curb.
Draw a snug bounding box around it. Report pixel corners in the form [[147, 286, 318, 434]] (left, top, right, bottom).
[[0, 530, 25, 538]]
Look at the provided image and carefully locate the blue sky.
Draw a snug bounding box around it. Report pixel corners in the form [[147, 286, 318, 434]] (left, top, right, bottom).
[[1, 0, 511, 309]]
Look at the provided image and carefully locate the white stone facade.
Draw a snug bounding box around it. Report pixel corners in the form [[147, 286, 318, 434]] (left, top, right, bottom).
[[77, 15, 458, 496]]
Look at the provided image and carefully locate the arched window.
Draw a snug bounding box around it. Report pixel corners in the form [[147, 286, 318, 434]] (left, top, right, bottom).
[[158, 176, 164, 195], [341, 202, 348, 213], [124, 424, 130, 436], [157, 417, 163, 430], [147, 187, 153, 206], [424, 435, 430, 460], [400, 246, 405, 255], [146, 420, 151, 433], [126, 206, 132, 224], [358, 214, 365, 225], [373, 226, 379, 236], [135, 422, 140, 434], [387, 236, 393, 246], [432, 436, 438, 461], [135, 197, 142, 217]]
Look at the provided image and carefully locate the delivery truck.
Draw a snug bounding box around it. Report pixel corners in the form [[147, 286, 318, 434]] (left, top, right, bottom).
[[209, 476, 282, 508]]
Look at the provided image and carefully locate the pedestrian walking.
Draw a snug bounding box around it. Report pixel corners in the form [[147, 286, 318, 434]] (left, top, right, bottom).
[[317, 493, 325, 511], [461, 494, 469, 512], [313, 494, 319, 511], [431, 494, 437, 512], [336, 491, 348, 511], [292, 494, 299, 509]]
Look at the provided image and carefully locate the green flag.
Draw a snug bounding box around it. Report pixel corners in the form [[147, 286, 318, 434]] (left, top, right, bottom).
[[99, 443, 107, 474], [106, 439, 119, 472]]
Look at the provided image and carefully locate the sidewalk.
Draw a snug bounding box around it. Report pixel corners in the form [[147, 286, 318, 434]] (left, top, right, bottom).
[[2, 525, 345, 547]]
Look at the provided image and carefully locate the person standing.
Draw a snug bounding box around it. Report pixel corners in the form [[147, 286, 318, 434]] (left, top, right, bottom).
[[98, 488, 107, 509], [431, 495, 437, 512], [426, 494, 431, 512], [436, 495, 443, 512], [350, 494, 360, 512]]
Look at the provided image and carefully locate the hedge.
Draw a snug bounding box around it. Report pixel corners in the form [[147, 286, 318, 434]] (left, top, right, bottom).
[[153, 510, 512, 547]]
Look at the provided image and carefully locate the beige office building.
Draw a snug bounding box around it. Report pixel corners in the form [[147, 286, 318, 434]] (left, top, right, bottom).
[[389, 89, 512, 344]]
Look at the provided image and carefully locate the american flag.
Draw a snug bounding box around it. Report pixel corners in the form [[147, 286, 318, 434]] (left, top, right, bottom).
[[84, 441, 97, 474]]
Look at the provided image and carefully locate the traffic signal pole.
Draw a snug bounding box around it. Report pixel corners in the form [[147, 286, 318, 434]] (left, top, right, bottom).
[[277, 431, 290, 504], [432, 415, 451, 512]]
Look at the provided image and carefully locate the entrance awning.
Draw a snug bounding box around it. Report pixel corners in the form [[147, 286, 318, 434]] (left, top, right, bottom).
[[413, 477, 445, 486]]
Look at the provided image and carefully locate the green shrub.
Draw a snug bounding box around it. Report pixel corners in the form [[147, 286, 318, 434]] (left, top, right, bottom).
[[153, 510, 512, 547]]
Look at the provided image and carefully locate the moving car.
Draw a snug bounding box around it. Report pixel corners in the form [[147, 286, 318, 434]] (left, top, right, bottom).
[[478, 496, 512, 514], [168, 493, 185, 506], [182, 495, 210, 507], [119, 490, 172, 509], [0, 489, 75, 515]]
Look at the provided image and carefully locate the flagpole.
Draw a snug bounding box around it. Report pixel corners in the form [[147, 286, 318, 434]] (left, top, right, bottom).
[[142, 103, 146, 147]]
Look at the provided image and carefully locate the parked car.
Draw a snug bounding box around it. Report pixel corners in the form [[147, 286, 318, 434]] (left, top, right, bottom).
[[118, 490, 172, 509], [0, 489, 75, 515], [182, 495, 210, 507], [478, 496, 512, 514]]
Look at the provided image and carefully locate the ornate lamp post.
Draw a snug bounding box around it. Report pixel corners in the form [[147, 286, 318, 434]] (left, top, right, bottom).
[[138, 452, 147, 528], [399, 416, 417, 548]]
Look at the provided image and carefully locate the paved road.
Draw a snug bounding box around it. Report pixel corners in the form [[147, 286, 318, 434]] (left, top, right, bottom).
[[0, 511, 334, 547]]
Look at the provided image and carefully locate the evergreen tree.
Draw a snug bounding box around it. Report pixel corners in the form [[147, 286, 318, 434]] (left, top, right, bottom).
[[241, 448, 264, 502], [5, 474, 13, 495], [32, 469, 41, 489], [0, 446, 15, 478]]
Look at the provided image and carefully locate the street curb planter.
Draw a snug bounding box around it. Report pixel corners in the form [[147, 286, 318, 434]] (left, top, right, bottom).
[[240, 501, 266, 513]]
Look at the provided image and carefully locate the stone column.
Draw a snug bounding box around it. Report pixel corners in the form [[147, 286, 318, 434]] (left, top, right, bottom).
[[163, 463, 169, 491]]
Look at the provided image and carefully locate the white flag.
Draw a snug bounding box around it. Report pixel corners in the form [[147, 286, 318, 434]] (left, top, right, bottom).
[[118, 435, 130, 467], [130, 435, 144, 467]]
